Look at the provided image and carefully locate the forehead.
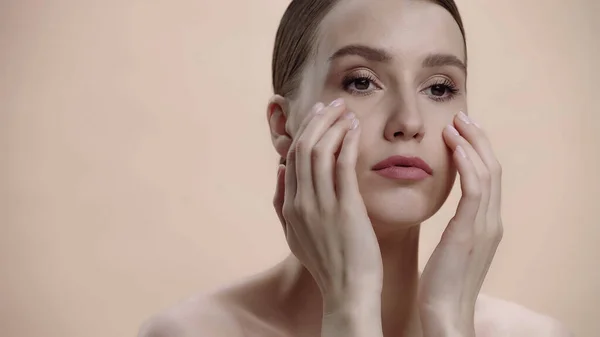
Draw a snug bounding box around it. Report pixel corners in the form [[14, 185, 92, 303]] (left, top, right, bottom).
[[316, 0, 465, 62]]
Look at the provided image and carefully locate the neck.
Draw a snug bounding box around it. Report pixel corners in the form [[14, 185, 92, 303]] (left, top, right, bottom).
[[275, 224, 423, 337]]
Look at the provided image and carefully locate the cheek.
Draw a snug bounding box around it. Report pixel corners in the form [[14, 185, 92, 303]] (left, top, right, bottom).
[[423, 105, 459, 127], [355, 122, 382, 167], [433, 135, 458, 200], [287, 108, 310, 139]]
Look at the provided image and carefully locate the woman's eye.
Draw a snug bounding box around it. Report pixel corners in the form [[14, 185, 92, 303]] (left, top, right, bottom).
[[429, 84, 448, 96], [342, 75, 380, 95], [349, 78, 373, 91], [422, 82, 459, 102]]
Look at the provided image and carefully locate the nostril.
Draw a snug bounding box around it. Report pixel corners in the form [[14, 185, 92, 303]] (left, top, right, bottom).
[[393, 130, 424, 141]]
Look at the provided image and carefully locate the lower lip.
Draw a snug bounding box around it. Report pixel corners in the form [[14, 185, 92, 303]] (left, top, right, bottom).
[[374, 166, 430, 180]]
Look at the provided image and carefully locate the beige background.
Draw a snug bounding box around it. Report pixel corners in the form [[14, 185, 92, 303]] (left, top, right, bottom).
[[1, 0, 598, 336]]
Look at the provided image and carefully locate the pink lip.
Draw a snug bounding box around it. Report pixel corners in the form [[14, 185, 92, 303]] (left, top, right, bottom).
[[372, 156, 433, 181]]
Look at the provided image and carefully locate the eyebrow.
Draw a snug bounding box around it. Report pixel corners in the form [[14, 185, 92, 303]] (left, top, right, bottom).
[[328, 44, 392, 63], [328, 44, 466, 73], [422, 53, 467, 74]]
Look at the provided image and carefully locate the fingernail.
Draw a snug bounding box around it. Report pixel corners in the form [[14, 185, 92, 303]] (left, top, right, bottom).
[[329, 98, 344, 107], [473, 121, 481, 128], [313, 102, 325, 114], [456, 145, 467, 158], [446, 124, 459, 136], [350, 118, 359, 130], [343, 111, 355, 119], [457, 111, 471, 124]]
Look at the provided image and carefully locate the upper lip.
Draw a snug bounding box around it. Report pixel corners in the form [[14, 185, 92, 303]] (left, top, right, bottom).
[[372, 155, 433, 175]]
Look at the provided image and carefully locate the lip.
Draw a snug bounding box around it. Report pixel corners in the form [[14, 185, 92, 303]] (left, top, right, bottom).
[[372, 155, 433, 180]]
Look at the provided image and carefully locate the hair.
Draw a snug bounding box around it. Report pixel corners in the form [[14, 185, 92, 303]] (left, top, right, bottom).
[[272, 0, 467, 165], [272, 0, 466, 98]]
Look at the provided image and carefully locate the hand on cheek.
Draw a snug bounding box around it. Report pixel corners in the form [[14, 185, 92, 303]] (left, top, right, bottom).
[[419, 111, 503, 337], [273, 99, 384, 326]]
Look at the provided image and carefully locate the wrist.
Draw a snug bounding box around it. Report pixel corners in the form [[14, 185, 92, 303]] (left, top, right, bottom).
[[322, 295, 383, 337], [421, 317, 475, 337], [322, 286, 381, 316], [324, 294, 380, 316]]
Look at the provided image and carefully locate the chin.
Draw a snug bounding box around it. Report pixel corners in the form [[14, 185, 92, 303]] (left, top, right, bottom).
[[359, 176, 455, 236], [363, 189, 436, 231]]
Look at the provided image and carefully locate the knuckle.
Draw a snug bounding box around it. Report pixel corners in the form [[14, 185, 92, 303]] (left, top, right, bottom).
[[492, 222, 504, 241], [295, 197, 314, 217], [496, 226, 504, 242], [295, 138, 311, 158], [272, 195, 280, 208], [282, 203, 294, 220], [479, 169, 491, 184], [490, 161, 503, 177], [287, 141, 298, 156], [311, 143, 328, 161], [465, 184, 482, 200], [285, 149, 296, 164], [484, 221, 504, 243]]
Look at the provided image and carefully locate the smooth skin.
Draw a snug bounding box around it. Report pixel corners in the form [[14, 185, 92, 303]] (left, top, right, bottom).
[[274, 98, 506, 337], [138, 103, 571, 337], [138, 1, 573, 336]]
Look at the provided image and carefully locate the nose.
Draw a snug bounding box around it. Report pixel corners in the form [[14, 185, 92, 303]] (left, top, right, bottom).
[[383, 94, 425, 142]]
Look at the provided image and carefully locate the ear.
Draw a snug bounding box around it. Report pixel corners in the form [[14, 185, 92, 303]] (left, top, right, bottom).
[[266, 95, 293, 162]]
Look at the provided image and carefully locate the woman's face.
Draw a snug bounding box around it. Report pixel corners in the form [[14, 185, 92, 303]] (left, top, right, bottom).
[[285, 0, 466, 233]]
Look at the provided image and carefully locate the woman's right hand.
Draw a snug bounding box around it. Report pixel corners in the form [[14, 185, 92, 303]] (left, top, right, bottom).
[[272, 99, 383, 313]]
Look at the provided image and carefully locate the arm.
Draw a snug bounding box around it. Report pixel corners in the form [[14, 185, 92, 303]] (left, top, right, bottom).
[[321, 295, 383, 337], [271, 99, 385, 337], [137, 300, 245, 337]]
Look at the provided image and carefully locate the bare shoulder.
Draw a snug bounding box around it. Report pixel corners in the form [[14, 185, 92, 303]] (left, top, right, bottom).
[[137, 264, 291, 337], [137, 295, 245, 337], [475, 294, 573, 337]]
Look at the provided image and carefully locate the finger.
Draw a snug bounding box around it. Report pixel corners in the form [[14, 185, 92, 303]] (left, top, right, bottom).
[[285, 148, 297, 204], [443, 144, 481, 245], [293, 102, 325, 143], [454, 112, 499, 173], [335, 117, 361, 203], [284, 102, 324, 197], [453, 112, 502, 218], [449, 116, 503, 306], [443, 124, 490, 226], [273, 164, 287, 235], [295, 99, 348, 202], [313, 113, 355, 206], [448, 115, 502, 311]]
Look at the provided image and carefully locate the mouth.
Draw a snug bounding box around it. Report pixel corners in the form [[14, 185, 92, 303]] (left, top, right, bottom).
[[372, 156, 433, 180]]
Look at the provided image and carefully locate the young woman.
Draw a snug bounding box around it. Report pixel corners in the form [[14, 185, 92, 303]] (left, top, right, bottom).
[[139, 1, 572, 336]]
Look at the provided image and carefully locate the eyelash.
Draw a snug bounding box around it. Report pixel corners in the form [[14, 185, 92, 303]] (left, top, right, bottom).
[[341, 72, 460, 102], [423, 78, 460, 102], [341, 72, 381, 96]]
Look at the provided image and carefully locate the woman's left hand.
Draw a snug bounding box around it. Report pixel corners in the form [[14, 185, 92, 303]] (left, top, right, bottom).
[[419, 111, 504, 337]]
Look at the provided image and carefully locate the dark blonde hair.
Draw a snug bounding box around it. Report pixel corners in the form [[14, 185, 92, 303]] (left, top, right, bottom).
[[272, 0, 466, 98]]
